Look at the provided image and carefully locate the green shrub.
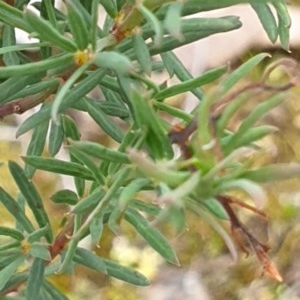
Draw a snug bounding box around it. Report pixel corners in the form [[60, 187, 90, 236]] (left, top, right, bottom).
[[0, 0, 296, 298]]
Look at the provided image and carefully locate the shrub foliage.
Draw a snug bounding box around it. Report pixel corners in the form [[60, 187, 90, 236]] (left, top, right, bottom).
[[0, 0, 297, 298]]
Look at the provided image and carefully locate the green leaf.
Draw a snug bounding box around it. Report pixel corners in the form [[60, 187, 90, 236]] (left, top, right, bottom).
[[148, 16, 242, 55], [42, 0, 58, 28], [94, 51, 133, 75], [119, 178, 151, 208], [82, 99, 129, 119], [99, 0, 117, 18], [0, 256, 25, 290], [0, 74, 44, 104], [65, 0, 89, 50], [43, 280, 69, 300], [103, 259, 150, 286], [129, 200, 161, 216], [224, 94, 284, 153], [48, 120, 65, 157], [273, 1, 291, 51], [29, 243, 51, 261], [200, 198, 228, 220], [69, 140, 130, 163], [108, 178, 151, 233], [131, 89, 173, 159], [242, 163, 300, 183], [62, 115, 81, 140], [128, 149, 189, 187], [74, 247, 107, 273], [124, 208, 179, 265], [90, 216, 105, 245], [216, 93, 249, 134], [73, 167, 129, 239], [0, 53, 74, 78], [50, 190, 79, 206], [251, 3, 278, 43], [0, 227, 24, 241], [0, 187, 35, 234], [25, 118, 49, 178], [71, 188, 105, 214], [51, 62, 92, 124], [84, 100, 124, 142], [139, 5, 163, 47], [7, 78, 60, 103], [218, 179, 267, 209], [154, 101, 193, 122], [0, 1, 31, 32], [132, 33, 152, 76], [222, 125, 278, 152], [70, 154, 86, 197], [22, 156, 94, 180], [24, 8, 77, 52], [8, 162, 53, 242], [154, 65, 227, 100], [220, 53, 271, 93], [161, 51, 204, 100], [164, 2, 183, 41], [68, 147, 105, 185], [25, 258, 45, 300], [2, 25, 20, 66], [27, 226, 51, 244], [16, 69, 106, 137]]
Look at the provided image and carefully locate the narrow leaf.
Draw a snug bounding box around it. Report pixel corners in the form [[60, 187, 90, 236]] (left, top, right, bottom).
[[225, 94, 284, 153], [66, 0, 89, 50], [131, 89, 173, 159], [0, 256, 25, 290], [25, 119, 49, 178], [164, 2, 183, 41], [16, 69, 106, 137], [221, 53, 271, 93], [155, 65, 227, 100], [22, 156, 94, 180], [29, 243, 51, 261], [8, 162, 52, 242], [43, 280, 69, 300], [124, 208, 179, 265], [132, 33, 152, 76], [94, 51, 133, 75], [69, 140, 130, 163], [139, 5, 163, 47], [0, 74, 44, 104], [68, 147, 105, 185], [71, 188, 105, 214], [51, 189, 79, 206], [84, 100, 124, 142], [25, 258, 45, 300], [0, 187, 35, 234], [103, 259, 150, 286], [2, 25, 20, 66], [0, 227, 24, 241], [0, 53, 73, 78], [242, 163, 300, 183], [200, 198, 229, 220], [251, 3, 278, 43], [0, 1, 31, 32], [24, 8, 77, 52], [48, 120, 65, 157], [161, 51, 204, 100], [74, 247, 107, 273], [27, 226, 51, 244]]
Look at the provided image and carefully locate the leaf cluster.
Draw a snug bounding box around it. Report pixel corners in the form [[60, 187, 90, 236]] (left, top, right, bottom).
[[0, 0, 297, 298]]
